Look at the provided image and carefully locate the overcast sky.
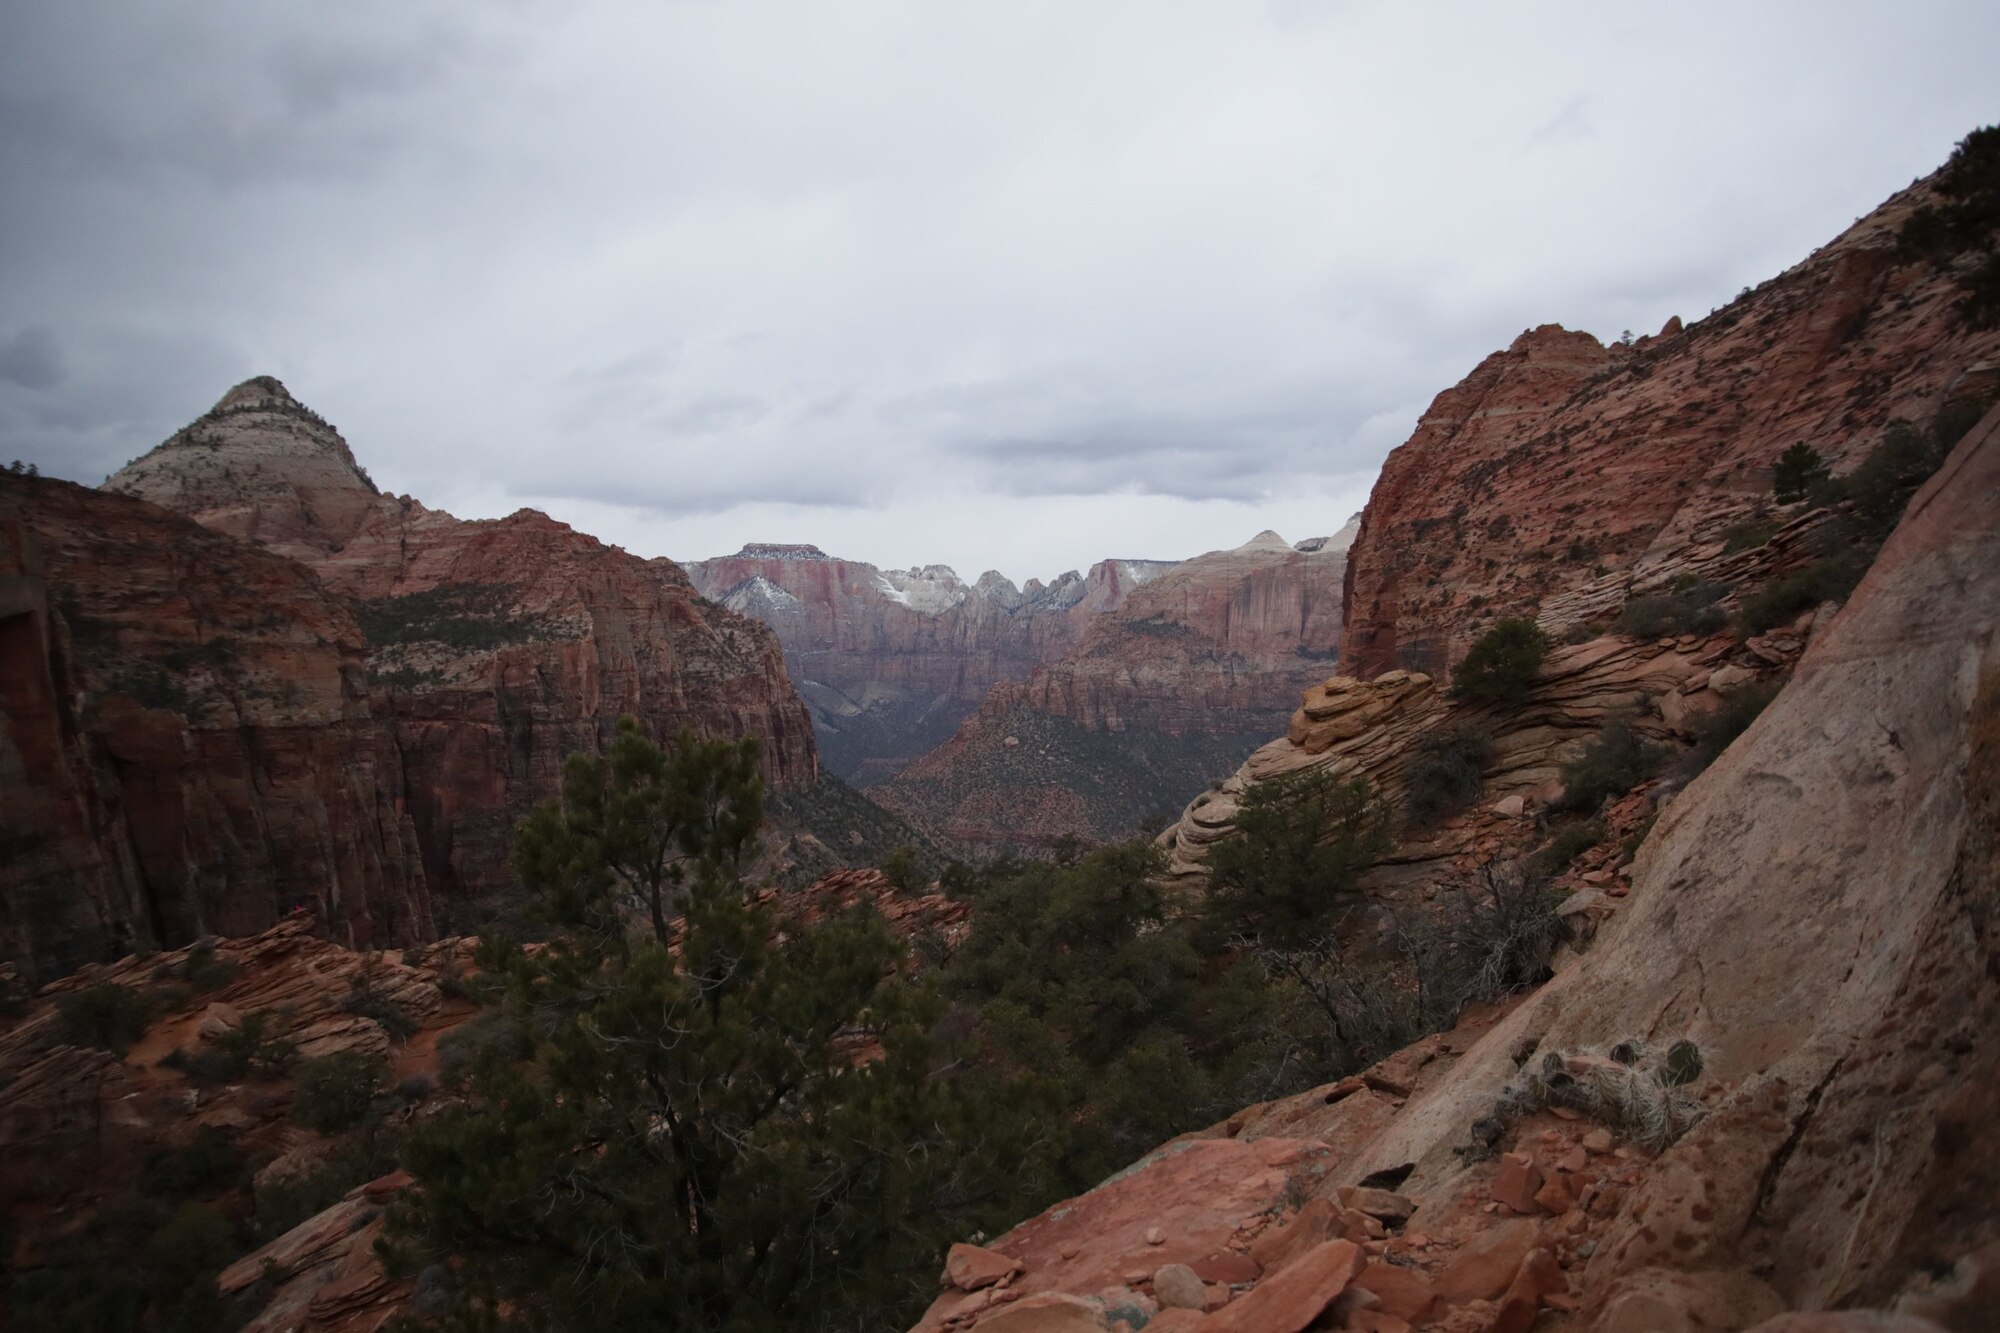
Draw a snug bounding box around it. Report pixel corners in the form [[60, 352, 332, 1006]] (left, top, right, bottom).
[[2, 2, 1994, 582]]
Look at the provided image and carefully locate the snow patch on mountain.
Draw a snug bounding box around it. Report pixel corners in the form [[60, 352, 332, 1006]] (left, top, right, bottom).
[[722, 574, 804, 616], [875, 565, 969, 615]]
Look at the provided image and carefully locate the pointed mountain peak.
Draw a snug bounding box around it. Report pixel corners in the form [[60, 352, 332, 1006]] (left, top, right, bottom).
[[1233, 529, 1292, 554], [103, 377, 381, 557], [213, 374, 303, 413]]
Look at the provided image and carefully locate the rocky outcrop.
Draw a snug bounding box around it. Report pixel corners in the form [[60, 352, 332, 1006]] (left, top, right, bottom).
[[685, 544, 1178, 783], [103, 380, 817, 932], [912, 404, 2000, 1331], [0, 913, 471, 1331], [1161, 592, 1821, 887], [1339, 173, 2000, 681], [0, 472, 431, 981], [0, 869, 984, 1333], [105, 375, 386, 563]]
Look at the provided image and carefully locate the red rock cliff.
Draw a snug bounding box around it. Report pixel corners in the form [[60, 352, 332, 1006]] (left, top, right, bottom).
[[990, 527, 1352, 734], [1340, 177, 2000, 679], [318, 499, 817, 918], [0, 472, 432, 981], [105, 380, 816, 931]]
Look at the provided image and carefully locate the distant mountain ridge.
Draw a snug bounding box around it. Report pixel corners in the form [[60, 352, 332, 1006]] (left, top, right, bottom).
[[870, 520, 1357, 850], [684, 543, 1180, 784]]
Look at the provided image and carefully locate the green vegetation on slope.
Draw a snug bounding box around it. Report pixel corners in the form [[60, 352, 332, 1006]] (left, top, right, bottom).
[[881, 706, 1276, 855], [353, 582, 553, 656], [388, 721, 1048, 1332], [385, 719, 1561, 1328]]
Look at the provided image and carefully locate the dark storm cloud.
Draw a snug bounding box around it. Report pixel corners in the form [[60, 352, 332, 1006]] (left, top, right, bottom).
[[0, 328, 64, 389], [0, 5, 479, 188], [2, 1, 1997, 579]]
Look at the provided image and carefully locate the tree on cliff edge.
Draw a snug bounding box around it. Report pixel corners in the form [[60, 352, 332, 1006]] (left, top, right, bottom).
[[1203, 769, 1392, 948], [1449, 617, 1550, 708], [387, 720, 1047, 1332]]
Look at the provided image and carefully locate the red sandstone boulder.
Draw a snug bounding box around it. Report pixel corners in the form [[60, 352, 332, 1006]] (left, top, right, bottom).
[[1152, 1263, 1207, 1310], [975, 1292, 1108, 1332], [1490, 1153, 1542, 1215], [1355, 1260, 1437, 1323], [1203, 1238, 1365, 1333], [1433, 1220, 1538, 1304], [947, 1242, 1025, 1291]]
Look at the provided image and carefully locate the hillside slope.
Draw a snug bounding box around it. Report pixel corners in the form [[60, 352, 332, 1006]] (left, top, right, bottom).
[[1339, 177, 2000, 681], [904, 362, 2000, 1333]]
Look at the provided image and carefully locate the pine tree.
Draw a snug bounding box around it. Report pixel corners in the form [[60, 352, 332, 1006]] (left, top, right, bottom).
[[1203, 770, 1392, 947], [1449, 617, 1551, 707], [388, 719, 1046, 1331], [1772, 441, 1829, 504]]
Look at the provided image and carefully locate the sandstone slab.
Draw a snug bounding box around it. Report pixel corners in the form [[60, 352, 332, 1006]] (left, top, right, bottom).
[[1203, 1239, 1364, 1333]]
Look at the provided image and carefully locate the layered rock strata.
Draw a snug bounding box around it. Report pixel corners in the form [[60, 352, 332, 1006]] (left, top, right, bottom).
[[1339, 174, 2000, 681], [686, 544, 1177, 783], [0, 473, 431, 980], [1161, 580, 1820, 887], [869, 522, 1364, 852]]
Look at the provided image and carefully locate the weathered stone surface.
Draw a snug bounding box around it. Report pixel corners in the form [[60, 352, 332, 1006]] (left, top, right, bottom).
[[1489, 1247, 1564, 1333], [1432, 1220, 1537, 1303], [1491, 1153, 1543, 1215], [1592, 1268, 1786, 1333], [974, 1291, 1109, 1332], [0, 470, 432, 978], [1347, 1314, 1413, 1333], [1339, 1185, 1417, 1225], [1152, 1263, 1207, 1310], [908, 1137, 1332, 1332], [1745, 1316, 1948, 1333], [1144, 1311, 1210, 1332], [948, 1241, 1025, 1291], [1338, 174, 2000, 681], [1202, 1239, 1364, 1333], [1354, 1260, 1436, 1322], [1248, 1197, 1338, 1272], [219, 1195, 380, 1295], [1188, 1251, 1260, 1285]]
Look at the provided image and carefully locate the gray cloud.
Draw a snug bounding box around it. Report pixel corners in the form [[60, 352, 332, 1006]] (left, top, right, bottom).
[[0, 327, 64, 389], [2, 1, 1996, 580]]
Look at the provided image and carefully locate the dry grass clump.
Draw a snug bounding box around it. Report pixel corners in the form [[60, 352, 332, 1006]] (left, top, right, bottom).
[[1462, 1037, 1706, 1161]]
